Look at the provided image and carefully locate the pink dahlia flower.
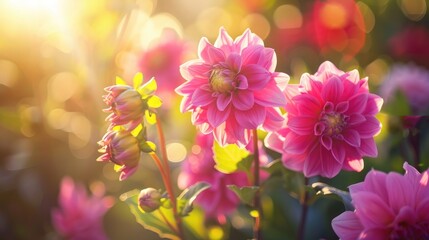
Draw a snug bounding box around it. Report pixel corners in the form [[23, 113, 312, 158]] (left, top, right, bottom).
[[265, 61, 383, 178], [103, 85, 144, 131], [178, 133, 268, 219], [52, 177, 114, 240], [332, 162, 429, 239], [176, 27, 289, 147], [97, 129, 141, 181], [379, 63, 429, 115]]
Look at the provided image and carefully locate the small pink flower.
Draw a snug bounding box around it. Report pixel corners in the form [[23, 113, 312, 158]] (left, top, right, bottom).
[[51, 177, 114, 240], [103, 85, 144, 131], [379, 63, 429, 115], [97, 129, 141, 181], [176, 27, 289, 147], [178, 133, 269, 219], [265, 61, 383, 178], [332, 162, 429, 239]]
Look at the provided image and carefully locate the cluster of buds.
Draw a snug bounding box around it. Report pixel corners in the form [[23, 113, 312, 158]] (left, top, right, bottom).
[[97, 73, 162, 181]]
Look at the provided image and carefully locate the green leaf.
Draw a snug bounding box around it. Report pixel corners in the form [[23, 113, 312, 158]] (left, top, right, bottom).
[[311, 182, 354, 211], [145, 110, 157, 125], [120, 190, 179, 240], [133, 72, 143, 89], [177, 182, 210, 216], [139, 140, 157, 153], [213, 142, 250, 174], [227, 185, 259, 206], [138, 77, 157, 98], [115, 76, 127, 85], [147, 95, 163, 108]]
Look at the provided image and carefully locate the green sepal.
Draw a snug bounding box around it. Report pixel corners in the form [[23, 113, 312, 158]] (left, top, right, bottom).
[[139, 140, 157, 153]]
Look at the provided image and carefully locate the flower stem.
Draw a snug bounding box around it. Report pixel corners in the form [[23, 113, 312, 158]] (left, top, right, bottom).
[[252, 129, 262, 240], [297, 177, 309, 240], [155, 117, 185, 240]]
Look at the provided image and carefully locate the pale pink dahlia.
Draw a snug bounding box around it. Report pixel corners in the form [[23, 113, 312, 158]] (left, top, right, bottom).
[[176, 27, 289, 146], [332, 162, 429, 239], [52, 177, 114, 240], [265, 61, 383, 178]]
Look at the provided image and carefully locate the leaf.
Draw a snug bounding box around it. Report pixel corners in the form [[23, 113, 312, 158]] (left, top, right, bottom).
[[139, 140, 157, 153], [227, 185, 259, 206], [177, 182, 210, 216], [115, 76, 127, 85], [213, 142, 250, 174], [138, 77, 157, 98], [145, 110, 157, 125], [120, 190, 180, 240], [133, 72, 143, 89], [311, 182, 354, 211], [147, 95, 163, 108]]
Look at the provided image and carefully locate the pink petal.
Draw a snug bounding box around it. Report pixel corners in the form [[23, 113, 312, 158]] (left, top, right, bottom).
[[241, 64, 270, 90], [353, 116, 381, 138], [320, 147, 343, 178], [236, 74, 248, 89], [317, 61, 344, 76], [234, 105, 266, 129], [364, 94, 383, 115], [207, 45, 226, 63], [322, 75, 344, 103], [335, 101, 349, 113], [241, 45, 265, 66], [191, 87, 215, 106], [232, 90, 254, 110], [321, 135, 332, 150], [303, 146, 323, 177], [226, 53, 242, 72], [332, 212, 363, 240], [353, 192, 395, 229], [214, 27, 233, 49], [186, 61, 212, 79], [207, 103, 231, 128], [359, 138, 378, 157], [254, 81, 287, 107], [346, 69, 361, 84], [287, 116, 317, 135], [262, 108, 285, 131], [331, 142, 346, 163], [283, 131, 315, 154], [175, 78, 207, 95], [234, 28, 263, 52], [217, 93, 232, 111], [179, 95, 193, 112], [264, 131, 284, 153], [346, 158, 364, 172], [119, 166, 138, 181], [348, 93, 368, 114], [358, 228, 390, 239], [416, 198, 429, 220], [386, 172, 415, 213], [272, 72, 289, 91], [348, 113, 366, 125], [198, 37, 212, 61], [294, 94, 322, 116], [350, 169, 388, 199], [343, 129, 361, 147]]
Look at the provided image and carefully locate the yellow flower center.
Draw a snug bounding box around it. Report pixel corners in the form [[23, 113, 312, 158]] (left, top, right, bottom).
[[210, 68, 234, 93]]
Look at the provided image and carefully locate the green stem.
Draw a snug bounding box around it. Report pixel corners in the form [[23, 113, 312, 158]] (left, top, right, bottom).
[[297, 177, 309, 240], [252, 129, 262, 240]]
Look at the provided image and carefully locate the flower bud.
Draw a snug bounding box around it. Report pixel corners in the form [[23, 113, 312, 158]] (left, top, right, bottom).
[[138, 188, 162, 213], [103, 85, 145, 131], [97, 129, 141, 181]]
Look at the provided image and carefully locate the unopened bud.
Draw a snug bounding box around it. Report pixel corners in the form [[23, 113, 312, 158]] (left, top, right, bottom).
[[138, 188, 162, 212]]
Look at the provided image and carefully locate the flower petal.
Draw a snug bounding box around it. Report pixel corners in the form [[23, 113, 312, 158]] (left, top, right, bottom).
[[287, 116, 317, 135], [207, 103, 231, 127], [359, 138, 378, 157], [214, 27, 233, 48], [191, 87, 215, 106], [226, 53, 242, 72], [353, 192, 395, 229], [217, 93, 232, 111], [241, 64, 271, 90], [235, 105, 266, 129], [352, 116, 381, 138], [343, 129, 361, 147], [348, 93, 368, 114], [322, 75, 344, 103], [232, 90, 254, 111], [386, 172, 415, 213], [332, 211, 363, 240], [284, 131, 315, 154], [254, 81, 287, 107], [331, 142, 346, 163]]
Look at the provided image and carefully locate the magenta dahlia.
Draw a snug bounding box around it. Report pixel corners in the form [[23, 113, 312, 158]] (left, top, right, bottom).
[[332, 162, 429, 239], [265, 61, 383, 178], [176, 27, 289, 147]]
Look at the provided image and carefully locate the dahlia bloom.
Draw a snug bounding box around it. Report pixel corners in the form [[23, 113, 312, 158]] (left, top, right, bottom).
[[178, 133, 268, 219], [176, 27, 289, 147], [97, 129, 141, 181], [265, 61, 383, 178], [379, 63, 429, 115], [52, 177, 114, 240], [103, 85, 145, 131], [332, 162, 429, 239]]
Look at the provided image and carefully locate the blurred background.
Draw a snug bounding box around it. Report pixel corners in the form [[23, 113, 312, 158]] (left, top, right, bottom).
[[0, 0, 428, 239]]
